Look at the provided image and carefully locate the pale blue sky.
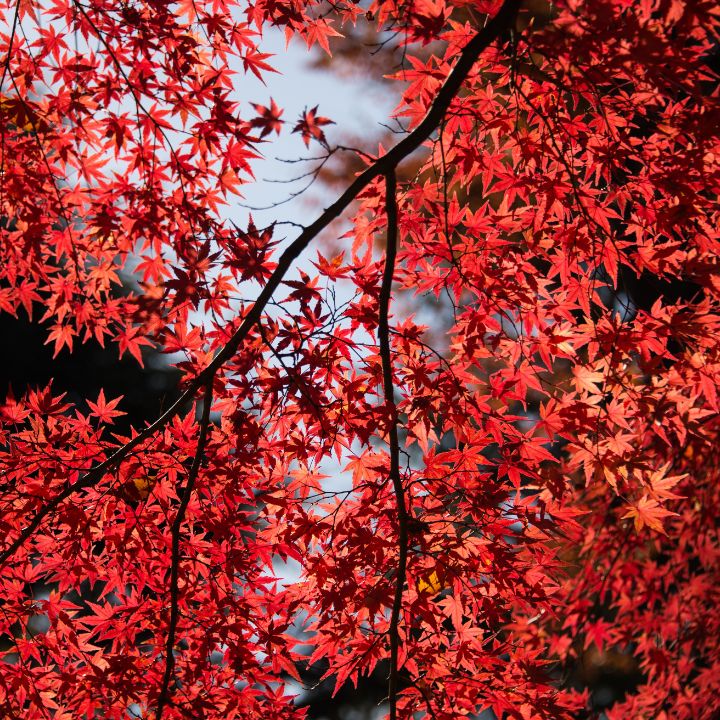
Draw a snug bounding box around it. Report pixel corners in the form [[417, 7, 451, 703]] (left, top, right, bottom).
[[231, 30, 400, 231]]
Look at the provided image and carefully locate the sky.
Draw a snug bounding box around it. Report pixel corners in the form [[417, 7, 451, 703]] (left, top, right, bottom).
[[230, 29, 400, 231]]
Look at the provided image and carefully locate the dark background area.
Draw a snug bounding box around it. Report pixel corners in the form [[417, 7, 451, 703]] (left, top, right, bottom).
[[0, 309, 180, 431]]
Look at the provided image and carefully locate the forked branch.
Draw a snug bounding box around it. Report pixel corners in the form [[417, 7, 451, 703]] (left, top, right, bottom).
[[0, 0, 518, 569]]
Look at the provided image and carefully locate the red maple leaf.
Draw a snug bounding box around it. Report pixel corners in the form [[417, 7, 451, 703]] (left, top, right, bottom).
[[250, 98, 284, 138], [292, 105, 335, 148]]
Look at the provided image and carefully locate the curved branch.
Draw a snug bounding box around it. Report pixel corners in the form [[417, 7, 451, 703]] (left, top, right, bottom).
[[0, 0, 518, 568]]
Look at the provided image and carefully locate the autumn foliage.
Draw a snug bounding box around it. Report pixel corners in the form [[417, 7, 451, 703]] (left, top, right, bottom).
[[1, 0, 719, 718]]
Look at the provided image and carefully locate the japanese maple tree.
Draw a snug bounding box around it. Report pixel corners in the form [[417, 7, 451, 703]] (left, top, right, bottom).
[[1, 0, 719, 718]]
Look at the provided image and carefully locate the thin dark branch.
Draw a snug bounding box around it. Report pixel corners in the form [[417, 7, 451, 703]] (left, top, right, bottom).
[[156, 377, 215, 719], [380, 169, 406, 720], [0, 0, 517, 569]]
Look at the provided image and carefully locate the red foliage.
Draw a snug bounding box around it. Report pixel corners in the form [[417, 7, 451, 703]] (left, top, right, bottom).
[[1, 0, 719, 718]]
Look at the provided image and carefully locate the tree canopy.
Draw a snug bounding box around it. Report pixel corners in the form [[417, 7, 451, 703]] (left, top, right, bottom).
[[1, 0, 719, 718]]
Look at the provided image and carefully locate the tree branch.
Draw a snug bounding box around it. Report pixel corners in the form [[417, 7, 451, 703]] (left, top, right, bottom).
[[155, 377, 215, 719], [379, 169, 407, 720], [0, 0, 517, 569]]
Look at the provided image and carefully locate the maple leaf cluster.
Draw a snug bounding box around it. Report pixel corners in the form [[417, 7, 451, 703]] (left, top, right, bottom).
[[1, 0, 719, 719]]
